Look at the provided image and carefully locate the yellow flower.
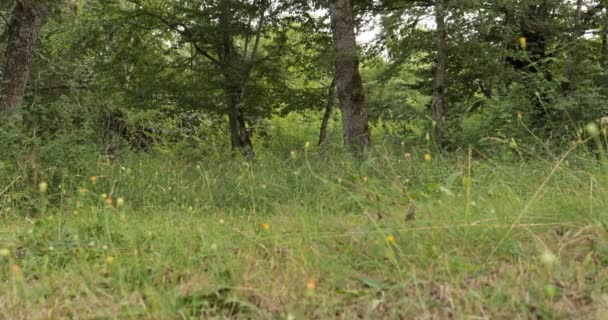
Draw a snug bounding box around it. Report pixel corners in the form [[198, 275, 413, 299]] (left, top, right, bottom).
[[424, 153, 432, 162], [0, 248, 10, 257], [105, 197, 113, 206], [78, 188, 88, 195], [90, 176, 98, 184], [290, 150, 297, 159], [116, 197, 125, 207], [540, 250, 556, 266], [386, 234, 395, 244], [11, 264, 21, 274], [306, 279, 317, 290], [519, 36, 527, 50], [262, 223, 270, 231], [106, 256, 115, 264], [39, 181, 48, 193]]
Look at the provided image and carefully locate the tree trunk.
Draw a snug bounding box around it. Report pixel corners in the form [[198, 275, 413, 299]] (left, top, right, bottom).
[[220, 2, 254, 159], [329, 0, 371, 152], [563, 0, 583, 93], [0, 0, 43, 116], [318, 78, 336, 147], [602, 9, 608, 70], [226, 86, 254, 159], [431, 0, 448, 146]]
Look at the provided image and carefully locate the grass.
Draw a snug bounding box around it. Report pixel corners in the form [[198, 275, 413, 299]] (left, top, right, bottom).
[[1, 143, 608, 319]]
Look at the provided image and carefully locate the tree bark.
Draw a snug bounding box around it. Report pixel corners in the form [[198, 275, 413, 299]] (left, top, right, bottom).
[[431, 0, 448, 146], [0, 0, 43, 116], [563, 0, 583, 93], [318, 78, 336, 147], [329, 0, 371, 152], [220, 2, 254, 159], [602, 9, 608, 70], [225, 85, 254, 159]]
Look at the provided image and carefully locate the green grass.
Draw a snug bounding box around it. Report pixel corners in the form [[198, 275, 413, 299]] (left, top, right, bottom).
[[1, 145, 608, 319]]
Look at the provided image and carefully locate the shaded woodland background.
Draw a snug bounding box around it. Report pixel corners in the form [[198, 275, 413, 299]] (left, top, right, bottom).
[[2, 0, 608, 175]]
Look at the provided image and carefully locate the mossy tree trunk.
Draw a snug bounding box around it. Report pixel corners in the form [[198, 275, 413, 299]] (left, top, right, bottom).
[[329, 0, 371, 152]]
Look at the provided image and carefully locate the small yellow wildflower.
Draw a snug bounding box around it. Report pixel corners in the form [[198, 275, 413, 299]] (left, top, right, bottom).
[[11, 264, 21, 274], [39, 181, 48, 193], [262, 223, 270, 231], [90, 176, 98, 184], [386, 235, 395, 244], [219, 219, 225, 224], [305, 141, 311, 149], [106, 256, 115, 264], [424, 153, 432, 162], [105, 197, 113, 206], [0, 248, 10, 257], [79, 188, 88, 195], [116, 197, 125, 207], [306, 279, 317, 290], [519, 36, 527, 50], [540, 250, 556, 266], [290, 150, 297, 159]]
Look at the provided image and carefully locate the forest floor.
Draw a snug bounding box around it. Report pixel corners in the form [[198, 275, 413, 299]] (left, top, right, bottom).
[[1, 148, 607, 319]]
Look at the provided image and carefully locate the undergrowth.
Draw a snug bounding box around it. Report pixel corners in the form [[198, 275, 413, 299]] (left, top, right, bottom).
[[1, 137, 608, 318]]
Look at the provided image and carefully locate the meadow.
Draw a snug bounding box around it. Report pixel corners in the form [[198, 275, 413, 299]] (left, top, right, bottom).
[[2, 0, 608, 318], [1, 128, 607, 319]]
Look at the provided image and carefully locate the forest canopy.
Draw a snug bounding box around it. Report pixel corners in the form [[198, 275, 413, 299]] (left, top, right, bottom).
[[2, 0, 607, 160]]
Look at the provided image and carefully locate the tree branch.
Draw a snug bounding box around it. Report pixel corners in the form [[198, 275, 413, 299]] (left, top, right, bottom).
[[125, 0, 220, 65]]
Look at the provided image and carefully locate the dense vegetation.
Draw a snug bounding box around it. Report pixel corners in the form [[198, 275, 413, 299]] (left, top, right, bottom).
[[1, 0, 608, 318]]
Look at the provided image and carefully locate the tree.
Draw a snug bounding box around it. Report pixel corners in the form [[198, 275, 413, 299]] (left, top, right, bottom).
[[602, 8, 608, 70], [117, 0, 317, 158], [0, 0, 44, 116], [329, 0, 371, 152], [431, 0, 448, 146], [318, 77, 336, 146]]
